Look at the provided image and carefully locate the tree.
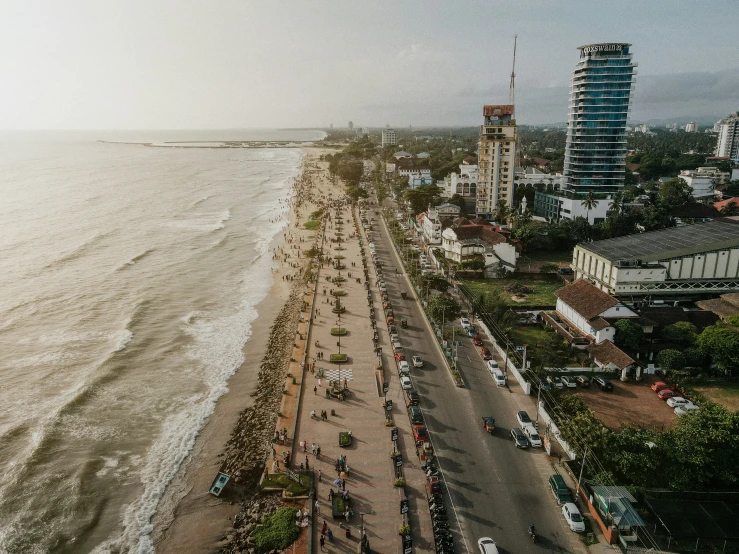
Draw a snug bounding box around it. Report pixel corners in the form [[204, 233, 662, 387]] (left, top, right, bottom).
[[720, 202, 739, 217], [581, 192, 598, 222], [461, 258, 485, 270], [539, 263, 559, 274], [418, 274, 449, 293], [656, 349, 686, 371], [404, 185, 442, 215], [697, 320, 739, 376], [511, 220, 548, 252], [427, 294, 461, 324], [614, 319, 644, 350], [660, 322, 698, 346], [493, 199, 511, 225], [659, 178, 694, 209], [448, 194, 468, 213]]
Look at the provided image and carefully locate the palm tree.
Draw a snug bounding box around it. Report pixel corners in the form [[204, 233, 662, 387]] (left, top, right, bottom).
[[720, 202, 739, 217], [581, 192, 598, 223], [493, 199, 511, 225], [609, 192, 624, 216]]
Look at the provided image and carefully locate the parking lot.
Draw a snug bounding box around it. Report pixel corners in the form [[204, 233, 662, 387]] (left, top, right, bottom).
[[564, 373, 678, 430]]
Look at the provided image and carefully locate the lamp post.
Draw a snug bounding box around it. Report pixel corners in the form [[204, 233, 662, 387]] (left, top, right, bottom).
[[336, 318, 342, 386]]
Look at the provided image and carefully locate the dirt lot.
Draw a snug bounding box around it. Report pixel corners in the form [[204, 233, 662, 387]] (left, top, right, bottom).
[[563, 373, 677, 431]]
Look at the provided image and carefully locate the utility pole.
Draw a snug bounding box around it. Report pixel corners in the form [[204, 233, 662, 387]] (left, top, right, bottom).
[[576, 446, 588, 498]]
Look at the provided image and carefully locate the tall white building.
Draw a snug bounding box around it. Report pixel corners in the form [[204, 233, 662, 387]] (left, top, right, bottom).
[[716, 112, 739, 159], [685, 122, 699, 133], [477, 105, 517, 218], [381, 128, 397, 147]]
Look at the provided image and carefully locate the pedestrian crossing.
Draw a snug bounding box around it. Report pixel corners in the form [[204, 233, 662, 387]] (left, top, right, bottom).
[[322, 368, 354, 381]]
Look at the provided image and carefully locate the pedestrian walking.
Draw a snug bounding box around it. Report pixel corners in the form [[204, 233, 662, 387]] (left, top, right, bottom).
[[315, 500, 320, 515], [318, 469, 322, 481], [314, 385, 317, 395], [317, 445, 321, 457], [320, 535, 325, 551], [311, 443, 316, 455], [305, 456, 310, 471]]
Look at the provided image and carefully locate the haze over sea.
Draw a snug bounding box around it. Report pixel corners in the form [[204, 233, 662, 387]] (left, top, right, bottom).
[[0, 129, 322, 554]]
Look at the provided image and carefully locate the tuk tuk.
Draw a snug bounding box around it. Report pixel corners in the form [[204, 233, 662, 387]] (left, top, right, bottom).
[[482, 417, 496, 434], [400, 291, 407, 300], [401, 317, 408, 329]]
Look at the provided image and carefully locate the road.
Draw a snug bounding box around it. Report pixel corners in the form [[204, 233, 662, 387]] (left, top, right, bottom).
[[366, 191, 586, 554]]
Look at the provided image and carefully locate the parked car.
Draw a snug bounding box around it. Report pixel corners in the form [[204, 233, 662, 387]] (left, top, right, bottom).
[[390, 332, 399, 342], [398, 361, 410, 374], [400, 375, 412, 390], [412, 355, 423, 368], [487, 360, 500, 372], [516, 411, 532, 427], [408, 405, 424, 424], [466, 326, 478, 337], [561, 375, 577, 388], [472, 335, 483, 346], [666, 397, 691, 408], [549, 474, 573, 505], [547, 376, 564, 390], [392, 342, 403, 353], [406, 389, 420, 406], [480, 348, 492, 360], [460, 317, 471, 329], [412, 424, 428, 443], [675, 403, 699, 416], [511, 428, 529, 449], [562, 503, 586, 532], [657, 389, 679, 400], [574, 375, 590, 388], [523, 424, 542, 447], [389, 325, 398, 335], [593, 376, 613, 391], [651, 381, 673, 392], [492, 369, 506, 387], [394, 352, 406, 362], [477, 537, 500, 554]]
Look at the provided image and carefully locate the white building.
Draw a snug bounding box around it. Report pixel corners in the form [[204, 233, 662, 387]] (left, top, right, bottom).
[[477, 105, 517, 217], [554, 278, 638, 344], [533, 191, 612, 224], [716, 112, 739, 159], [441, 224, 518, 277], [381, 128, 397, 147], [393, 150, 412, 159], [676, 172, 715, 199], [685, 122, 699, 133], [439, 164, 478, 199], [514, 168, 564, 189], [572, 220, 739, 299]]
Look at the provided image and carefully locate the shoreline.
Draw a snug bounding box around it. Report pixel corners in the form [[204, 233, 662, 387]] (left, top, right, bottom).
[[154, 148, 330, 553]]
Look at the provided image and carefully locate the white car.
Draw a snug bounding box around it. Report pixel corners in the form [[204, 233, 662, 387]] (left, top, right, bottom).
[[666, 397, 691, 408], [460, 318, 471, 329], [400, 375, 412, 390], [412, 356, 423, 368], [675, 403, 699, 416], [477, 537, 500, 554], [487, 360, 499, 372], [390, 333, 400, 342], [516, 410, 532, 428], [398, 361, 410, 374], [523, 424, 542, 447], [562, 503, 586, 532]]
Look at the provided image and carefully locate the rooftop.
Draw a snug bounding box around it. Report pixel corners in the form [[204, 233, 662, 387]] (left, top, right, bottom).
[[580, 220, 739, 263], [555, 278, 618, 320], [588, 340, 635, 370], [483, 105, 514, 116]]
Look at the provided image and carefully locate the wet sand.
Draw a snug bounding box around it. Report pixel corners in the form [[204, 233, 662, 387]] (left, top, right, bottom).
[[154, 148, 332, 553]]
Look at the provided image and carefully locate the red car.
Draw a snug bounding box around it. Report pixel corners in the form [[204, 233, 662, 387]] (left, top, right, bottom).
[[472, 335, 483, 346], [657, 389, 678, 400], [651, 381, 672, 392], [394, 352, 406, 362], [480, 348, 492, 361], [412, 424, 428, 443]]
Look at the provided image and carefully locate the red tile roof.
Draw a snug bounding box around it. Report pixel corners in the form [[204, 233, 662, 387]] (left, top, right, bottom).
[[588, 340, 635, 370], [714, 197, 739, 210], [555, 279, 618, 320]]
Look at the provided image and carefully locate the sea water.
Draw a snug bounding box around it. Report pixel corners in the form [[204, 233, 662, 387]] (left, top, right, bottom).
[[0, 129, 321, 553]]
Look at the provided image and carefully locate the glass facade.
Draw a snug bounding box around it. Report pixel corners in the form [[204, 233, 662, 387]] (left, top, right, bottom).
[[564, 43, 636, 195]]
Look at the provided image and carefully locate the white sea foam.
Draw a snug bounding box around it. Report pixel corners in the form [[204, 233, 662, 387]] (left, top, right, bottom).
[[164, 209, 231, 232], [114, 329, 133, 352]]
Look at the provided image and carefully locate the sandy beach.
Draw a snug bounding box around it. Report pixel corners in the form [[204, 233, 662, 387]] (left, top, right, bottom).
[[154, 147, 336, 553]]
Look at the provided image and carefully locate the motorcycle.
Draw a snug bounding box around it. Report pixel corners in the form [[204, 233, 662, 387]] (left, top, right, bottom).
[[528, 525, 537, 543], [431, 513, 449, 522]]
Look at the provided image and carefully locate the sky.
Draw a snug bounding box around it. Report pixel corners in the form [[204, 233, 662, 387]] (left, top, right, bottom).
[[1, 0, 737, 130]]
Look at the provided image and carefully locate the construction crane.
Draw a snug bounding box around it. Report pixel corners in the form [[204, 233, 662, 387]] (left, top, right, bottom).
[[509, 34, 517, 115]]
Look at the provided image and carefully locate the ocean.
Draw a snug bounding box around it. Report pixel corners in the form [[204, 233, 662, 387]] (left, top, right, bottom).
[[0, 130, 322, 554]]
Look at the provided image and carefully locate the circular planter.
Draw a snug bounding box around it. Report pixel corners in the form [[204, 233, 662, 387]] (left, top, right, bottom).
[[330, 327, 347, 336], [332, 290, 346, 297]]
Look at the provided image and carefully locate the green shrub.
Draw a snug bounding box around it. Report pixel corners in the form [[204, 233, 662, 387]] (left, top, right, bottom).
[[304, 220, 321, 231], [253, 507, 301, 553], [330, 353, 348, 363]]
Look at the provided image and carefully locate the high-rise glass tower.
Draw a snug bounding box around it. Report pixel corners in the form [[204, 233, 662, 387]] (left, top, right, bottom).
[[563, 43, 636, 195]]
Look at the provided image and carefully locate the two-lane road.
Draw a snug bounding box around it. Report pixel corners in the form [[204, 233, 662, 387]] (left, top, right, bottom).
[[368, 201, 586, 554]]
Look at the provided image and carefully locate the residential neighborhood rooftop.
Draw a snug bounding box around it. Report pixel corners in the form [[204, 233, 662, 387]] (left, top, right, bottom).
[[580, 220, 739, 263], [555, 278, 618, 320]]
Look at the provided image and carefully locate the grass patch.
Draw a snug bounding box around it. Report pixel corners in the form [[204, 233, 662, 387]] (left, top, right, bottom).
[[304, 220, 321, 231], [252, 506, 301, 553], [339, 431, 352, 447], [463, 277, 560, 306], [260, 473, 311, 496], [509, 325, 552, 348], [330, 353, 348, 363], [331, 327, 347, 336], [332, 290, 346, 296], [693, 382, 739, 411]]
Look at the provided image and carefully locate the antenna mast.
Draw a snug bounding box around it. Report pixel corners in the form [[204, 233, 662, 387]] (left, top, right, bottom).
[[509, 35, 517, 113]]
